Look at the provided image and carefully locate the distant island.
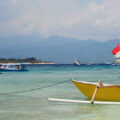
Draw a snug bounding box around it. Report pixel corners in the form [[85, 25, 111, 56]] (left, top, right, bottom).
[[0, 57, 54, 64]]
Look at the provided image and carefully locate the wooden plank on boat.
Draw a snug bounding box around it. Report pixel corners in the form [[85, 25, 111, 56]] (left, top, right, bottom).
[[48, 98, 120, 105]]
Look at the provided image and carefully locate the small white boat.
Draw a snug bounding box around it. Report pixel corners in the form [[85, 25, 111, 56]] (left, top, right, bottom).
[[0, 63, 29, 71], [74, 59, 80, 66]]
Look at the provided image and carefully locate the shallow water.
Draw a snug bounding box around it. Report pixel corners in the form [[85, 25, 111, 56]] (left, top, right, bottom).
[[0, 65, 120, 120]]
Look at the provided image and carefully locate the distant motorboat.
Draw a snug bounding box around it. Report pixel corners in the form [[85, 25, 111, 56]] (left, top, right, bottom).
[[0, 63, 29, 71], [74, 59, 80, 66]]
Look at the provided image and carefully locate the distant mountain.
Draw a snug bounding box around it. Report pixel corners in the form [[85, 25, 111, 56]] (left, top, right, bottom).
[[0, 35, 119, 63]]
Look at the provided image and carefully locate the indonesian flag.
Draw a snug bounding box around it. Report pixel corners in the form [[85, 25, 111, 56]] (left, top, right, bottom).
[[112, 44, 120, 58]]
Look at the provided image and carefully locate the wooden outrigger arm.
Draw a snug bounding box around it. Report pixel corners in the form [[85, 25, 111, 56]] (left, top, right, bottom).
[[91, 80, 103, 104]]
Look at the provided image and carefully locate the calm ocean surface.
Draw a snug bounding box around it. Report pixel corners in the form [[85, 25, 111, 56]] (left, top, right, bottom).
[[0, 64, 120, 120]]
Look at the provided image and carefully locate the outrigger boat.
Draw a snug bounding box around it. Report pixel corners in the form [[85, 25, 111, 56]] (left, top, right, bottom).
[[49, 79, 120, 104], [72, 80, 120, 102]]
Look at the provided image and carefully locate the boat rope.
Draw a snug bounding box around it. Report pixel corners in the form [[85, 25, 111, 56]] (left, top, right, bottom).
[[0, 79, 72, 95]]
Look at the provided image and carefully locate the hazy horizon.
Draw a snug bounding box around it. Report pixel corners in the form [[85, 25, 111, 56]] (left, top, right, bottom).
[[0, 35, 118, 63]]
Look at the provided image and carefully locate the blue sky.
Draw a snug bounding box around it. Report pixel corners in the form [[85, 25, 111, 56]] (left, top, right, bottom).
[[0, 0, 120, 41]]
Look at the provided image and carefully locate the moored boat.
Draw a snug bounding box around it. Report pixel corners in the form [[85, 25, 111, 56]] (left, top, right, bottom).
[[72, 80, 120, 101], [0, 63, 29, 71], [74, 59, 80, 66]]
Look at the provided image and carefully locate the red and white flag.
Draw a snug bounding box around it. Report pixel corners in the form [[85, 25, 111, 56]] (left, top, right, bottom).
[[112, 44, 120, 58]]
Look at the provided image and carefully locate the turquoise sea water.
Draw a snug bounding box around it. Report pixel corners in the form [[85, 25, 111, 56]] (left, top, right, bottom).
[[0, 64, 120, 120]]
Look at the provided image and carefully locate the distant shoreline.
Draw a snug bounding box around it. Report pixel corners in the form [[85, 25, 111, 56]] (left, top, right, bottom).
[[29, 62, 55, 64], [0, 57, 54, 64], [0, 62, 55, 65]]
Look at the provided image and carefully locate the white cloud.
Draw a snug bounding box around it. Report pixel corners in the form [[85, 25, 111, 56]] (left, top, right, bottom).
[[0, 0, 120, 41]]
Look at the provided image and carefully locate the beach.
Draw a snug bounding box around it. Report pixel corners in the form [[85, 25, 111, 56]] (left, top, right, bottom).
[[0, 64, 120, 120]]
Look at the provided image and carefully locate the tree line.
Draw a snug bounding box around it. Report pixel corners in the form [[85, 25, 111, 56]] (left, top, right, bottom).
[[0, 57, 49, 63]]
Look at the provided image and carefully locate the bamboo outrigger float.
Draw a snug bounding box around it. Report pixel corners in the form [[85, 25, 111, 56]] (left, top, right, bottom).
[[48, 98, 120, 105]]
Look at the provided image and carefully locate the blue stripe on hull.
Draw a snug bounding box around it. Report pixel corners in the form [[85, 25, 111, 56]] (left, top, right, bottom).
[[0, 68, 28, 71]]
